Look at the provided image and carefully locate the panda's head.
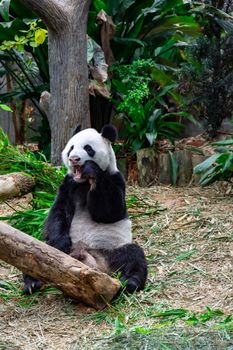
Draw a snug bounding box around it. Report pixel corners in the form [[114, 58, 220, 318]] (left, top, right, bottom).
[[62, 124, 118, 182]]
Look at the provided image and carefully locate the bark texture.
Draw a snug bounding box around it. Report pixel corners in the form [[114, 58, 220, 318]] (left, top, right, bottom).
[[176, 150, 193, 186], [191, 154, 206, 185], [0, 172, 35, 199], [20, 0, 92, 164], [137, 148, 157, 186], [157, 152, 172, 185], [0, 222, 120, 310]]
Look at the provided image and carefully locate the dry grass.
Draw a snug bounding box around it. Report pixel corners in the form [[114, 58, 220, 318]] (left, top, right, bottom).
[[129, 184, 233, 313], [0, 184, 233, 349]]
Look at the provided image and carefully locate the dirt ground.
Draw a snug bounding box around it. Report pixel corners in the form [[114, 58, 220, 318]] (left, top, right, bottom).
[[0, 184, 233, 349]]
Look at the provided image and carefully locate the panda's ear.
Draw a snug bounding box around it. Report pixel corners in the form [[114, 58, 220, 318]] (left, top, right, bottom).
[[101, 124, 117, 143], [72, 124, 81, 136]]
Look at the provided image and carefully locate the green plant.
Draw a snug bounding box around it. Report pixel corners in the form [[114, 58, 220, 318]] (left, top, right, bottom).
[[0, 102, 12, 111], [0, 1, 50, 151], [0, 9, 49, 104], [0, 129, 65, 238], [126, 107, 186, 153], [0, 19, 47, 51], [0, 128, 65, 192], [178, 1, 233, 135], [89, 0, 200, 63], [194, 137, 233, 185], [111, 59, 192, 153], [1, 191, 55, 240]]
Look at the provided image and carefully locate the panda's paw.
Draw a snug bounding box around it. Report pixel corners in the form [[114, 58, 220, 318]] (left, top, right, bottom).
[[23, 275, 43, 295], [82, 160, 102, 188], [120, 276, 139, 294]]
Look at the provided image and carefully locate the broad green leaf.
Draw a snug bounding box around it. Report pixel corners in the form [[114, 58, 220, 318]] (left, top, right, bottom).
[[113, 37, 145, 47], [123, 0, 154, 22], [215, 18, 233, 35], [194, 154, 220, 174], [112, 79, 128, 95], [144, 98, 156, 115], [0, 0, 10, 21], [146, 16, 200, 39], [212, 139, 233, 146], [216, 152, 232, 164], [156, 84, 178, 98], [214, 147, 233, 153], [199, 165, 222, 186], [146, 132, 157, 145], [106, 0, 123, 16], [132, 138, 144, 153], [0, 18, 26, 42], [222, 153, 233, 172], [149, 109, 162, 122], [169, 151, 178, 185], [151, 67, 173, 86], [127, 14, 144, 38], [121, 0, 135, 13], [92, 0, 106, 12], [10, 0, 37, 19]]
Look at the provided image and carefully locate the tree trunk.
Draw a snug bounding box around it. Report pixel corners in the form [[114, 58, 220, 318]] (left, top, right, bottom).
[[0, 222, 120, 310], [20, 0, 92, 164], [0, 172, 35, 199]]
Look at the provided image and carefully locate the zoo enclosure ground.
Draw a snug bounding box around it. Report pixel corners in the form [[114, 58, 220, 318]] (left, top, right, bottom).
[[0, 184, 233, 349]]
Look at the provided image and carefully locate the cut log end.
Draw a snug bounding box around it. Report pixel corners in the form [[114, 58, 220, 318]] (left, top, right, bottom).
[[0, 172, 35, 199]]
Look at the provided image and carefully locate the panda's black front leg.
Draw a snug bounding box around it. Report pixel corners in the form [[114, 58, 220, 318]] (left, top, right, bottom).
[[82, 160, 127, 223]]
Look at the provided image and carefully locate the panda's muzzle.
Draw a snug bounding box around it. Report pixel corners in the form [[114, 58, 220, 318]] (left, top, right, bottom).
[[69, 156, 82, 180]]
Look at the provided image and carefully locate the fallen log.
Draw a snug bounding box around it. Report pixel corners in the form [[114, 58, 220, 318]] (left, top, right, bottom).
[[0, 172, 35, 199], [0, 222, 120, 310]]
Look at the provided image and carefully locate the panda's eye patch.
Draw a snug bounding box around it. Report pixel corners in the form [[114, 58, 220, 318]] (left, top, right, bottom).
[[67, 145, 74, 157], [84, 144, 95, 157]]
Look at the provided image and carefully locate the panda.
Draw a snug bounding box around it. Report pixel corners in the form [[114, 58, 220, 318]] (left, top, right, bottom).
[[23, 125, 147, 294]]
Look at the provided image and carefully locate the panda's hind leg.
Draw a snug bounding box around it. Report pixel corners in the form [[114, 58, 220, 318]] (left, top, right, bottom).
[[23, 273, 43, 294], [108, 244, 147, 293]]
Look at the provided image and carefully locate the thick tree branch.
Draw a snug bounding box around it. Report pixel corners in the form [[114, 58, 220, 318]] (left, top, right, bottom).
[[0, 222, 120, 310], [73, 0, 92, 20], [19, 0, 69, 31]]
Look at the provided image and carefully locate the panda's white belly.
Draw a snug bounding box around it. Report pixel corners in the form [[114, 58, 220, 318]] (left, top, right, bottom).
[[69, 206, 132, 250]]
